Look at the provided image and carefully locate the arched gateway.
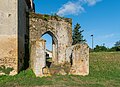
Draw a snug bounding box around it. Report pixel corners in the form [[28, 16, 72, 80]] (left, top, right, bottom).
[[41, 31, 58, 64], [29, 13, 72, 76], [0, 0, 89, 77]]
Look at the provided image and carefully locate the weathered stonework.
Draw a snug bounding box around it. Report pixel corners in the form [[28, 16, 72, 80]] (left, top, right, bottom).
[[29, 13, 72, 65], [66, 44, 89, 76], [0, 0, 89, 77], [29, 13, 89, 77], [0, 0, 33, 75], [0, 36, 17, 75], [0, 0, 18, 75], [30, 39, 46, 76]]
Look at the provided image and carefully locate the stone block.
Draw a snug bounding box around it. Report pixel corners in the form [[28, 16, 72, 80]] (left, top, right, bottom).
[[30, 39, 46, 77], [66, 44, 89, 76]]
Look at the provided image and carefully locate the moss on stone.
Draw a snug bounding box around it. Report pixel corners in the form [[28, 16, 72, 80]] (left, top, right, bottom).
[[29, 12, 72, 24]]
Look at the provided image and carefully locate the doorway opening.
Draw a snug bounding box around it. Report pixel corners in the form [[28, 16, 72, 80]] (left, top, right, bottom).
[[41, 31, 58, 68]]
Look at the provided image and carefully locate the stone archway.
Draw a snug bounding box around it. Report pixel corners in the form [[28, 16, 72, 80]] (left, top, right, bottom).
[[41, 31, 58, 65], [30, 31, 58, 76], [29, 13, 89, 77], [29, 13, 72, 76]]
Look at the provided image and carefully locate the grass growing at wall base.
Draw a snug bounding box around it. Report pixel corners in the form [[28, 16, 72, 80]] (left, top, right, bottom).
[[0, 52, 120, 87], [0, 65, 13, 75]]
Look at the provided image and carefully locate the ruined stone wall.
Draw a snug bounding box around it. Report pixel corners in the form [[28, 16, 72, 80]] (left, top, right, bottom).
[[30, 39, 46, 76], [29, 13, 72, 64], [66, 44, 89, 76], [0, 0, 28, 75]]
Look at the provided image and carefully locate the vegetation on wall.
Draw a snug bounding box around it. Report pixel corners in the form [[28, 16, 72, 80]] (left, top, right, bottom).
[[0, 65, 13, 75], [29, 12, 72, 24]]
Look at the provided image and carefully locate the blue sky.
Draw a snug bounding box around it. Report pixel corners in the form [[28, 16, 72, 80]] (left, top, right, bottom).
[[34, 0, 120, 50]]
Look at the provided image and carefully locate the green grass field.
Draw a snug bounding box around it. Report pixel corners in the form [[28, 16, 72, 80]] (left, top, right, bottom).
[[0, 52, 120, 87]]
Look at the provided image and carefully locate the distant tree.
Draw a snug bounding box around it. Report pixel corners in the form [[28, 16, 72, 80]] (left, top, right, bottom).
[[112, 40, 120, 51], [94, 45, 108, 52], [109, 47, 117, 52], [114, 40, 120, 47], [72, 23, 86, 45]]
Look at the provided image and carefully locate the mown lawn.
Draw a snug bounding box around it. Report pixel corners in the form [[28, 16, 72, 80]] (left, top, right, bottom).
[[0, 52, 120, 87]]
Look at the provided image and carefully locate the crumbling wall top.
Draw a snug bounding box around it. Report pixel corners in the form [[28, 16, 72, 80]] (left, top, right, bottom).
[[29, 12, 72, 24]]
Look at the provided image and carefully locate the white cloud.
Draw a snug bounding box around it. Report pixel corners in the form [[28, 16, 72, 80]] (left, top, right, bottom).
[[104, 34, 114, 38], [57, 1, 84, 16], [57, 0, 102, 16], [81, 0, 102, 6]]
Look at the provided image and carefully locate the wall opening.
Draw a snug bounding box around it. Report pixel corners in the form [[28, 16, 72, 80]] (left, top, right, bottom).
[[42, 33, 52, 68], [41, 31, 58, 68]]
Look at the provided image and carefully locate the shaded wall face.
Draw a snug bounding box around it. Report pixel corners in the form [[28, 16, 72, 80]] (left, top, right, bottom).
[[0, 0, 18, 75], [29, 14, 72, 64], [18, 0, 27, 71]]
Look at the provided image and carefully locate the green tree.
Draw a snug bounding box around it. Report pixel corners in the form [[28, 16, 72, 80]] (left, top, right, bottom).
[[114, 40, 120, 47], [109, 47, 117, 52], [112, 40, 120, 51], [72, 23, 85, 45], [94, 45, 108, 52]]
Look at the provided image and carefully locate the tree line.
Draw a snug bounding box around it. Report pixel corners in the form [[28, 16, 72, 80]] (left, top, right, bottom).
[[93, 40, 120, 52], [72, 23, 120, 52]]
